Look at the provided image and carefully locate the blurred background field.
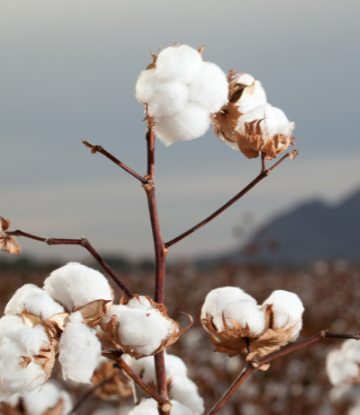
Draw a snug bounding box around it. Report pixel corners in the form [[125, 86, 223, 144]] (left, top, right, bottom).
[[1, 257, 359, 415]]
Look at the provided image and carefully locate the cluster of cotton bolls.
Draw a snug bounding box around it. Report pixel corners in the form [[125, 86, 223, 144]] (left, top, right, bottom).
[[135, 44, 229, 146], [2, 381, 73, 415], [200, 287, 304, 361], [0, 262, 113, 400], [123, 352, 204, 415], [212, 71, 296, 160], [101, 295, 180, 357]]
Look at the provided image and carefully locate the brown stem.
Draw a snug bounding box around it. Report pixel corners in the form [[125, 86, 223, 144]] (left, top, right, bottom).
[[208, 330, 360, 414], [165, 150, 297, 249], [82, 140, 147, 184], [261, 152, 266, 172], [208, 363, 254, 415], [6, 230, 133, 297], [143, 129, 168, 413], [103, 351, 169, 407]]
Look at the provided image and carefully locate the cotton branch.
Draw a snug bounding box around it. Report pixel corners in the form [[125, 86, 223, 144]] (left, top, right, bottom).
[[207, 330, 360, 415], [103, 351, 170, 408], [82, 140, 147, 184], [6, 230, 133, 297], [164, 150, 297, 249]]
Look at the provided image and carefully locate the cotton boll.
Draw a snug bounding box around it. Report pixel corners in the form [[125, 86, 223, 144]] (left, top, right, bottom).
[[59, 312, 101, 383], [188, 62, 228, 113], [201, 287, 257, 331], [59, 390, 73, 415], [262, 290, 304, 341], [0, 338, 47, 400], [156, 45, 202, 83], [169, 375, 204, 415], [43, 262, 113, 311], [223, 302, 266, 336], [126, 296, 154, 312], [148, 82, 188, 117], [343, 340, 360, 363], [23, 382, 63, 415], [326, 348, 360, 386], [106, 300, 175, 356], [154, 102, 210, 146], [5, 284, 65, 321]]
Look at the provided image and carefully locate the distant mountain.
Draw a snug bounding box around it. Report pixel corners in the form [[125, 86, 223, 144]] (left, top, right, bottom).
[[227, 189, 360, 262]]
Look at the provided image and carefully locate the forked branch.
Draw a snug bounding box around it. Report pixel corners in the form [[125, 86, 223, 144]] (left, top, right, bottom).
[[164, 150, 297, 249], [207, 330, 360, 415], [82, 140, 147, 184], [6, 230, 133, 297]]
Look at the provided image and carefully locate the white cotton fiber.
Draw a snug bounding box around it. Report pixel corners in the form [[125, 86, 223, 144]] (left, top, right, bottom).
[[5, 284, 65, 321], [22, 382, 72, 415], [106, 296, 176, 356], [154, 102, 210, 146], [262, 290, 304, 342], [169, 375, 204, 415], [43, 262, 113, 312], [135, 44, 228, 146], [326, 348, 360, 386], [342, 340, 360, 363], [128, 398, 193, 415], [201, 287, 265, 335], [59, 312, 101, 383], [122, 352, 188, 384], [148, 82, 188, 118], [156, 45, 203, 83], [188, 62, 229, 113]]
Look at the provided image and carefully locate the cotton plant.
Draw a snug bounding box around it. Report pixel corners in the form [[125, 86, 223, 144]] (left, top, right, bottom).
[[326, 340, 360, 386], [0, 381, 73, 415], [200, 287, 304, 368], [2, 41, 358, 415]]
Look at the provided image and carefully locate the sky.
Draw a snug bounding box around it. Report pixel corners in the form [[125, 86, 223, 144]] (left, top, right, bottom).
[[1, 0, 360, 262]]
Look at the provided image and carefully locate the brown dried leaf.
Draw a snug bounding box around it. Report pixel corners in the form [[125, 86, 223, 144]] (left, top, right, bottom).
[[46, 312, 70, 333], [5, 236, 22, 256], [22, 310, 45, 328], [33, 344, 56, 384], [75, 299, 111, 328], [0, 217, 10, 231], [42, 398, 63, 415], [19, 356, 32, 368]]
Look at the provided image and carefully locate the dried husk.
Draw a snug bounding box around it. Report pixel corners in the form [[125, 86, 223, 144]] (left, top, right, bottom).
[[0, 216, 10, 232], [100, 295, 192, 359], [42, 399, 64, 415], [200, 304, 300, 366], [91, 360, 132, 400], [75, 299, 112, 328]]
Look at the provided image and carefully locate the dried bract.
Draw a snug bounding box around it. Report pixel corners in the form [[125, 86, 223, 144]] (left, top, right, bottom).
[[0, 216, 21, 256]]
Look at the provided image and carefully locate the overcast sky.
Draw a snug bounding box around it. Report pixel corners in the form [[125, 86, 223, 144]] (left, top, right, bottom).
[[1, 0, 360, 262]]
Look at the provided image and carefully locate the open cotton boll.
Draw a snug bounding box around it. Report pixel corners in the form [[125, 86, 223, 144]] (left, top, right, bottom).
[[5, 284, 65, 321], [43, 262, 113, 311], [201, 287, 257, 331], [106, 300, 176, 356], [326, 348, 360, 386], [169, 375, 205, 415], [135, 68, 157, 104], [188, 62, 228, 113], [23, 382, 72, 415], [156, 45, 203, 83], [262, 290, 304, 342], [148, 82, 189, 118], [0, 315, 49, 356], [343, 340, 360, 363], [59, 312, 101, 383], [221, 302, 266, 336], [122, 352, 188, 384], [154, 102, 210, 146], [0, 338, 47, 400], [128, 398, 193, 415]]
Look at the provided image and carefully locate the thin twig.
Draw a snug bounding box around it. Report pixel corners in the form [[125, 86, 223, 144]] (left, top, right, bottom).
[[67, 377, 111, 415], [261, 152, 266, 172], [207, 330, 360, 414], [165, 150, 297, 249], [6, 230, 133, 297], [143, 129, 168, 414], [82, 140, 147, 184], [103, 351, 169, 407]]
